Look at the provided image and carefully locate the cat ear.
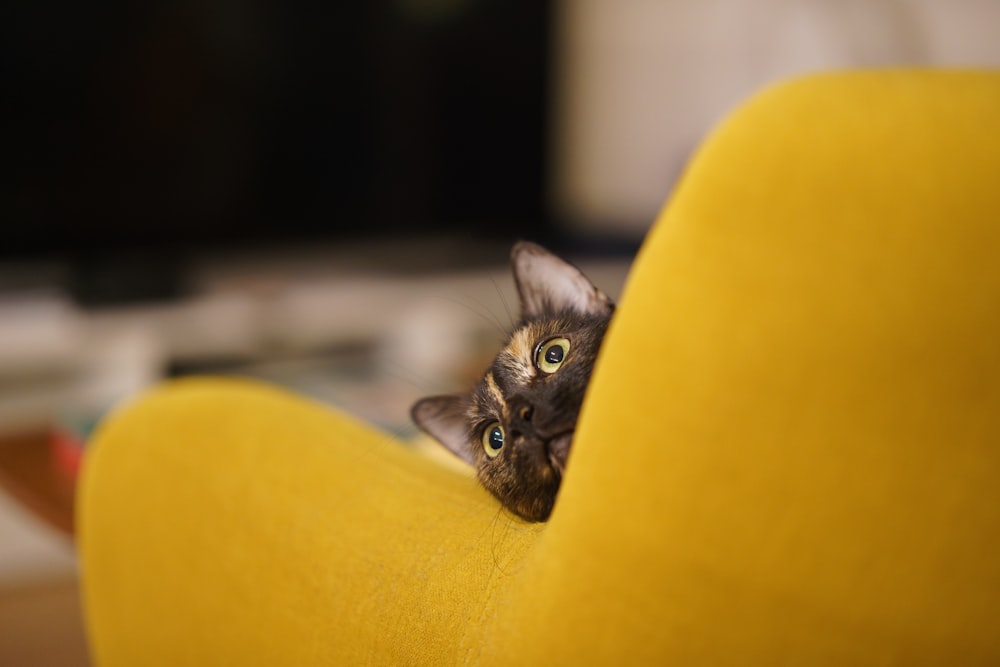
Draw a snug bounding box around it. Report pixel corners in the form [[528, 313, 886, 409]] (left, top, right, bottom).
[[511, 241, 613, 320], [411, 394, 475, 464]]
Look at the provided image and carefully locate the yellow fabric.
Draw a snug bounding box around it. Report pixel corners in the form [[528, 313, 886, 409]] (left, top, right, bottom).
[[79, 70, 1000, 665]]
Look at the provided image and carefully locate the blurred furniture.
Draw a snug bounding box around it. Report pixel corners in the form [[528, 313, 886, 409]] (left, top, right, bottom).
[[0, 433, 87, 665], [78, 70, 1000, 664], [0, 432, 75, 535]]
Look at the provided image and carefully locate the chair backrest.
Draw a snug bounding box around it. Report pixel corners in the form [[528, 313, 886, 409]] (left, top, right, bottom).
[[487, 70, 1000, 664]]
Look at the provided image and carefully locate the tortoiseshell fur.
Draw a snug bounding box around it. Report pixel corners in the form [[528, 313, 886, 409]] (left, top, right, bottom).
[[412, 242, 614, 522]]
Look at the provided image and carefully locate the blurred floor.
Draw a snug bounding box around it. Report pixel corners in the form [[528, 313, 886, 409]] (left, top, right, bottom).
[[0, 577, 89, 666]]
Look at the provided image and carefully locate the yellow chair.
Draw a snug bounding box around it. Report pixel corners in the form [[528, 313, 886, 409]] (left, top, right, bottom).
[[79, 70, 1000, 665]]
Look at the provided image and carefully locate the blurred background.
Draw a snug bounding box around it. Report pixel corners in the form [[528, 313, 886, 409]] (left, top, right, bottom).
[[1, 0, 999, 663]]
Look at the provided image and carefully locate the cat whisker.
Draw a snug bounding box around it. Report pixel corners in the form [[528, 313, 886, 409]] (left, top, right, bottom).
[[377, 358, 446, 394], [459, 291, 512, 339], [428, 295, 509, 340], [488, 503, 516, 575], [489, 272, 516, 331]]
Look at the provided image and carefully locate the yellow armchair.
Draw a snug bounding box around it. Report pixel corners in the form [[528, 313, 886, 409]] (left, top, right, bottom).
[[79, 70, 1000, 665]]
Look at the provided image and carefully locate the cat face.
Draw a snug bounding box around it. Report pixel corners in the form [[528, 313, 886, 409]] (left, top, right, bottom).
[[411, 242, 614, 522]]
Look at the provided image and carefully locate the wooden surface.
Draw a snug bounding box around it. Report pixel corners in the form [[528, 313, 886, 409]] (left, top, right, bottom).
[[0, 578, 91, 666], [0, 432, 76, 536], [0, 433, 89, 664]]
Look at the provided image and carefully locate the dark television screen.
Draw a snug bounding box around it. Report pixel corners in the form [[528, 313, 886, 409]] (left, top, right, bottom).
[[3, 0, 553, 260]]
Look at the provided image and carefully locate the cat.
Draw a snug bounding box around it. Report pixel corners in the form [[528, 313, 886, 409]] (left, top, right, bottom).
[[411, 241, 614, 522]]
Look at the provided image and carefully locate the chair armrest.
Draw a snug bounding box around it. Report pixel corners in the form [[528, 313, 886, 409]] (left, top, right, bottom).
[[78, 377, 542, 664]]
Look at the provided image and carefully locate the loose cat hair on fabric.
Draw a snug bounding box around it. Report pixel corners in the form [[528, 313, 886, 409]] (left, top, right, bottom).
[[411, 241, 614, 522]]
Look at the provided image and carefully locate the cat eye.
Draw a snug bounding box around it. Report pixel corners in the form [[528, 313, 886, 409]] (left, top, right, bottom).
[[482, 422, 505, 459], [535, 337, 571, 374]]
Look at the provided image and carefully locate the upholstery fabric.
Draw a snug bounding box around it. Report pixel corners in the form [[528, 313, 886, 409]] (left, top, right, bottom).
[[79, 70, 1000, 665]]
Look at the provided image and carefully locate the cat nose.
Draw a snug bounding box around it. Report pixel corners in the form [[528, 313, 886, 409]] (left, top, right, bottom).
[[509, 396, 535, 436]]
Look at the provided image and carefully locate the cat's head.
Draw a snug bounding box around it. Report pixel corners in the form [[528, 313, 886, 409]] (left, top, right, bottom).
[[411, 241, 614, 522]]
